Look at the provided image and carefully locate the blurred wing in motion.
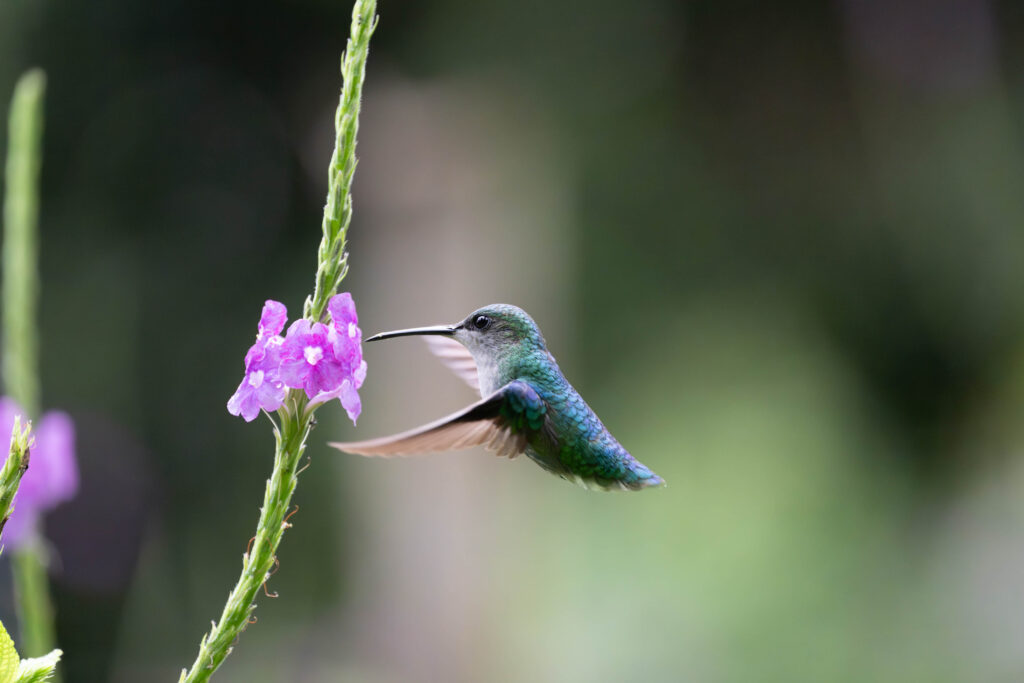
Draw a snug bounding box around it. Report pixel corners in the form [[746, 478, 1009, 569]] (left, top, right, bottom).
[[423, 335, 480, 393], [328, 381, 550, 459]]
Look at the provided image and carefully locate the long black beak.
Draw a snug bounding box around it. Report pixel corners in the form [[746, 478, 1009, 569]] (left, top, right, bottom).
[[365, 324, 457, 343]]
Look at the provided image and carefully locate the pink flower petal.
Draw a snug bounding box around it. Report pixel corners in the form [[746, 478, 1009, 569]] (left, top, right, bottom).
[[340, 380, 362, 423], [327, 293, 358, 328], [259, 300, 288, 337]]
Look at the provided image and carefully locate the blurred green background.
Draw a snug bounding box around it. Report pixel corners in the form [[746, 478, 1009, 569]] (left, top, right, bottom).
[[4, 0, 1024, 681]]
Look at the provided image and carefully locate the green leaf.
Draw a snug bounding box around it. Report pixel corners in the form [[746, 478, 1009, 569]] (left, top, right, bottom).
[[0, 620, 20, 683], [13, 649, 61, 683]]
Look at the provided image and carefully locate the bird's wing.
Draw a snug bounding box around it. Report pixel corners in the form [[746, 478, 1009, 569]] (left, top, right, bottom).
[[328, 381, 551, 459], [422, 336, 480, 393]]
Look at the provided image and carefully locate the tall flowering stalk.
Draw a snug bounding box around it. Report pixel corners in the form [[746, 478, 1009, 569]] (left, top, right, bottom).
[[179, 1, 377, 680], [2, 69, 69, 682], [305, 0, 377, 324], [3, 71, 43, 422]]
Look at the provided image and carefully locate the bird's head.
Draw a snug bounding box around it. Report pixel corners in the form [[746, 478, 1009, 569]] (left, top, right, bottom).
[[365, 303, 547, 361]]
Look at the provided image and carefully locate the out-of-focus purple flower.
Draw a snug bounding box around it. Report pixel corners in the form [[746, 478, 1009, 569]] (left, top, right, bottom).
[[0, 397, 78, 549], [280, 320, 345, 399], [228, 300, 289, 422]]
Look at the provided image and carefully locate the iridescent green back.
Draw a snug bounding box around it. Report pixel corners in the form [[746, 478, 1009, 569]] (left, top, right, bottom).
[[478, 307, 662, 491]]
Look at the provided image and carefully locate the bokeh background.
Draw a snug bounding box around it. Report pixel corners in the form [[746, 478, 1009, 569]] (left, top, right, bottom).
[[3, 0, 1024, 680]]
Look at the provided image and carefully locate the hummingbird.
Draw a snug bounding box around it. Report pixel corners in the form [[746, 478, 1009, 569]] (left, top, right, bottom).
[[329, 304, 663, 491]]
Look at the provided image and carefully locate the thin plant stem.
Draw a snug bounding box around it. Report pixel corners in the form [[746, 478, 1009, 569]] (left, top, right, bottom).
[[305, 0, 377, 323], [179, 399, 313, 683], [179, 1, 377, 680], [11, 551, 55, 660], [2, 69, 59, 669], [3, 70, 43, 420]]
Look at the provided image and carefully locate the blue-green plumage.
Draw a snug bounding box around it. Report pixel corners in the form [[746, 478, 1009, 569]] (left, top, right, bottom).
[[329, 304, 663, 492]]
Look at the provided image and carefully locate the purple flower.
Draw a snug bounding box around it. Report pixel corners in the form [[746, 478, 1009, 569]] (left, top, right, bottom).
[[311, 373, 366, 423], [243, 300, 288, 368], [228, 337, 287, 422], [229, 294, 366, 424], [228, 300, 289, 422], [328, 293, 363, 373], [257, 300, 287, 338], [0, 397, 78, 549], [328, 292, 359, 337], [310, 293, 367, 423], [280, 320, 345, 399]]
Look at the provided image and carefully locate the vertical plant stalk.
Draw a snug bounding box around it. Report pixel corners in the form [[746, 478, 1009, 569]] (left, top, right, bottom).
[[305, 0, 377, 323], [179, 405, 312, 683], [11, 552, 55, 662], [3, 70, 43, 420], [180, 2, 376, 681], [2, 69, 59, 665]]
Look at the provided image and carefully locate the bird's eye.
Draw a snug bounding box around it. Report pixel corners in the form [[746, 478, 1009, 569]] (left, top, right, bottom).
[[472, 315, 491, 330]]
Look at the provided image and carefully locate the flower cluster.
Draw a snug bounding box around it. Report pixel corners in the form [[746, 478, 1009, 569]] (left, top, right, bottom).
[[227, 293, 367, 424], [0, 397, 78, 549]]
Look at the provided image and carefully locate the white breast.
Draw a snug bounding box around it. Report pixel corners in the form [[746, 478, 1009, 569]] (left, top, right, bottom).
[[473, 352, 503, 397]]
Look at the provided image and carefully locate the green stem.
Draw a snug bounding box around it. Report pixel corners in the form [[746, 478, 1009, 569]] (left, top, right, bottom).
[[3, 69, 44, 419], [180, 1, 377, 679], [305, 0, 378, 322], [180, 399, 313, 683], [11, 549, 55, 658], [3, 69, 59, 672]]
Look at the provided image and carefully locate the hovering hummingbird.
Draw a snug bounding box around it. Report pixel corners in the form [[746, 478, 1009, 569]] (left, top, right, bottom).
[[329, 304, 663, 491]]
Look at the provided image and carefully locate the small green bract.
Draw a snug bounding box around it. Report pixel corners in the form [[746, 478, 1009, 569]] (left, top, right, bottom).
[[0, 620, 62, 683]]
